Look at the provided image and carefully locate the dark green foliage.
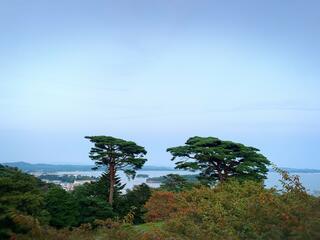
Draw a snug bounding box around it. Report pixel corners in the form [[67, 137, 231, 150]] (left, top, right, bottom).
[[115, 184, 152, 224], [44, 187, 79, 228], [85, 136, 147, 178], [160, 174, 194, 192], [167, 136, 270, 183], [84, 173, 151, 224], [0, 165, 51, 239], [85, 136, 147, 205], [72, 184, 114, 224], [74, 173, 124, 201], [71, 172, 123, 224], [94, 172, 125, 201]]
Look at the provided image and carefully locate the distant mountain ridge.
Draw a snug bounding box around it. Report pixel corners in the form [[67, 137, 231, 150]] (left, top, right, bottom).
[[269, 168, 320, 173], [2, 161, 320, 173], [1, 161, 175, 172]]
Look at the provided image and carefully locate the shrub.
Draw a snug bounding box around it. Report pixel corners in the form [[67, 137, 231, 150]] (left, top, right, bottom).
[[72, 184, 114, 224], [115, 183, 152, 224], [144, 191, 178, 222], [44, 187, 79, 228], [163, 180, 320, 240], [0, 165, 52, 239]]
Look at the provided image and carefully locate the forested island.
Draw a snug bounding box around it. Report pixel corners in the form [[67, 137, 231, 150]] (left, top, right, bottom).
[[4, 161, 320, 174], [2, 161, 175, 173], [38, 174, 98, 183], [1, 135, 320, 240], [146, 174, 198, 183]]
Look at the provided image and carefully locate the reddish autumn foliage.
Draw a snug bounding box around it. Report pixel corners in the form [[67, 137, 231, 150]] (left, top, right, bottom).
[[144, 191, 178, 222], [163, 180, 320, 240]]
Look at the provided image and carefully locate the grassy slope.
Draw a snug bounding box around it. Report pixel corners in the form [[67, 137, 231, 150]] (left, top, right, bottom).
[[94, 222, 165, 240], [134, 222, 164, 233]]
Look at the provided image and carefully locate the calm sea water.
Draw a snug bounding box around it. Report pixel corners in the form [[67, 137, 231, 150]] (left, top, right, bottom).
[[55, 170, 320, 195]]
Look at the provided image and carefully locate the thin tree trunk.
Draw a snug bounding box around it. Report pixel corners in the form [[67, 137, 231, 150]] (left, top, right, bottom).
[[108, 163, 115, 205], [217, 162, 224, 182], [218, 170, 224, 182]]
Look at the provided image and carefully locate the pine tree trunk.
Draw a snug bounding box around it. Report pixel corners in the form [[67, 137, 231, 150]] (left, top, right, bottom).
[[108, 163, 115, 205], [217, 162, 224, 182], [218, 171, 224, 182]]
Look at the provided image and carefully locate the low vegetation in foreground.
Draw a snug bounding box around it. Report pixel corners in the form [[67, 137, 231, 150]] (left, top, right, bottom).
[[1, 136, 320, 239]]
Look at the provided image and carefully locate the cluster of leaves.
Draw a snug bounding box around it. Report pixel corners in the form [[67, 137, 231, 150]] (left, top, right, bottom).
[[167, 136, 270, 183], [85, 136, 147, 177], [43, 172, 153, 229], [71, 183, 115, 225], [85, 136, 148, 205], [41, 173, 118, 229], [159, 174, 196, 192], [144, 172, 320, 239], [114, 183, 152, 224], [0, 165, 52, 239], [144, 191, 178, 222], [0, 165, 153, 239]]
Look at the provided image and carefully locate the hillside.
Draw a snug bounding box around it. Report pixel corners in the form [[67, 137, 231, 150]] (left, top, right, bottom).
[[1, 164, 320, 239], [2, 161, 174, 172]]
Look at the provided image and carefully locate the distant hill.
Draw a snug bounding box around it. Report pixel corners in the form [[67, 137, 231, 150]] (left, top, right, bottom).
[[269, 168, 320, 173], [1, 161, 175, 173], [2, 161, 93, 172], [2, 161, 320, 174]]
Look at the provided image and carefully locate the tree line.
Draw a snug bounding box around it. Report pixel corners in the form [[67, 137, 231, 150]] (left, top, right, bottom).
[[2, 135, 319, 239], [85, 135, 270, 205]]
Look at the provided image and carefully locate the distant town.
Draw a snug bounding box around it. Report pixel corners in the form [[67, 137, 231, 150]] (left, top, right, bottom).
[[33, 173, 98, 191], [33, 172, 154, 191]]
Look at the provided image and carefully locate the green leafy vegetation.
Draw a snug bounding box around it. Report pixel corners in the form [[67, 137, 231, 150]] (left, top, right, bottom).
[[44, 187, 79, 228], [72, 183, 115, 225], [0, 165, 51, 239], [2, 135, 319, 239], [85, 136, 147, 205], [159, 174, 198, 192], [167, 136, 270, 183], [115, 183, 152, 224], [161, 172, 320, 239]]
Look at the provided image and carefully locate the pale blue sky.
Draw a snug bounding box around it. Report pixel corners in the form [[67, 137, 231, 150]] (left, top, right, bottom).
[[0, 0, 319, 168]]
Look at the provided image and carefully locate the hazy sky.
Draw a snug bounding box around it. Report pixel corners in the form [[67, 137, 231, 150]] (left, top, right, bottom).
[[1, 0, 319, 168]]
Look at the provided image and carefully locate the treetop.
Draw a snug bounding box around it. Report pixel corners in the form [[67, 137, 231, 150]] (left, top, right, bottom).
[[85, 136, 147, 155]]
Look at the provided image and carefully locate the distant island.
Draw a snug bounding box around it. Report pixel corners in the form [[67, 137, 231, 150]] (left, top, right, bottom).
[[146, 174, 199, 183], [136, 174, 149, 178], [2, 161, 320, 174], [38, 174, 97, 183], [1, 161, 176, 173]]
